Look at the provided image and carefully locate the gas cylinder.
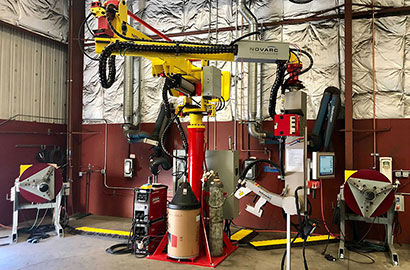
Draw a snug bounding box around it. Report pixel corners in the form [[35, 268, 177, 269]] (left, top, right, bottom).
[[167, 181, 201, 259], [208, 174, 224, 257]]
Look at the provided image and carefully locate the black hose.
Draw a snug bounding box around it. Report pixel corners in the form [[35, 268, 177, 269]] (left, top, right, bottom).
[[281, 49, 314, 93], [149, 156, 172, 175], [239, 159, 282, 180], [295, 186, 304, 238], [302, 238, 309, 270], [175, 117, 188, 151], [278, 137, 285, 179], [161, 78, 188, 151], [268, 62, 287, 119], [230, 31, 260, 45], [78, 13, 99, 61], [281, 233, 299, 270], [160, 105, 188, 161]]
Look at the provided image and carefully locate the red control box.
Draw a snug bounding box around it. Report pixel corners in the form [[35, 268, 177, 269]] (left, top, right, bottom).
[[274, 114, 301, 136]]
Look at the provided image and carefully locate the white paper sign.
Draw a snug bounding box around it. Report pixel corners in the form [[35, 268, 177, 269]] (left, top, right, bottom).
[[285, 148, 304, 172]]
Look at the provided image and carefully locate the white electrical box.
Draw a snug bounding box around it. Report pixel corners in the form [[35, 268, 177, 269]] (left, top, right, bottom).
[[395, 195, 404, 212], [380, 157, 393, 182], [124, 158, 134, 178]]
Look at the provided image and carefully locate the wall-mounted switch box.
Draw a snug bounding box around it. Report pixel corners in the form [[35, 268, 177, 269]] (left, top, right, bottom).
[[395, 195, 404, 212], [379, 157, 392, 182], [124, 158, 134, 178]]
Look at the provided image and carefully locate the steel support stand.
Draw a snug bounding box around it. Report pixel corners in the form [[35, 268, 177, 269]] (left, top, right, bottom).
[[286, 213, 291, 270]]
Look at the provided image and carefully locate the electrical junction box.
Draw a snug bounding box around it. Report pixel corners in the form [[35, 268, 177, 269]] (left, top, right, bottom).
[[202, 66, 221, 99], [243, 159, 257, 180], [379, 157, 393, 182], [395, 195, 404, 212], [205, 150, 239, 219], [124, 158, 134, 178], [274, 114, 301, 136], [235, 40, 290, 63]]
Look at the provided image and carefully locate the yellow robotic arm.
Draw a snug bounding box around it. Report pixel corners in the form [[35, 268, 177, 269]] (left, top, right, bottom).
[[89, 0, 292, 116]]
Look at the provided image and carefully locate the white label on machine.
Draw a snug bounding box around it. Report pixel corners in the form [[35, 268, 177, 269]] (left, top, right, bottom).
[[285, 148, 304, 172]]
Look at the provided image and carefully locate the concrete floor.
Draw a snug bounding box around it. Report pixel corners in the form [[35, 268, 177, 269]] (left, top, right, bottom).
[[1, 215, 409, 270]]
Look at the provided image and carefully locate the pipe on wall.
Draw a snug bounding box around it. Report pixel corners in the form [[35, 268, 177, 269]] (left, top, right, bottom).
[[239, 1, 268, 144], [83, 118, 134, 191], [123, 56, 134, 126]]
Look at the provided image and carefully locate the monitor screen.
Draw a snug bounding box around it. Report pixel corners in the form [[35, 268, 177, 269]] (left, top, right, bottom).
[[319, 155, 334, 176]]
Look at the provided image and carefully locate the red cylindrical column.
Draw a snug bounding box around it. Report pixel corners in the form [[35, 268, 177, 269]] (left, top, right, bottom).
[[188, 121, 205, 202]]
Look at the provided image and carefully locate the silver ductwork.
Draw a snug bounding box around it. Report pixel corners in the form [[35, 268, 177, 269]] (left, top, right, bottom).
[[124, 56, 134, 125], [239, 1, 267, 143]]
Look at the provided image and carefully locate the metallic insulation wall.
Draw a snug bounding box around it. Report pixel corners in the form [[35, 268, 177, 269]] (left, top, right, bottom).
[[0, 23, 68, 123], [0, 0, 69, 43], [352, 0, 410, 118], [82, 0, 410, 123]]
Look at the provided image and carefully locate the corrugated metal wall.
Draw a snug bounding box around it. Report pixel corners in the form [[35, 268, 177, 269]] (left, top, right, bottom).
[[0, 23, 67, 124]]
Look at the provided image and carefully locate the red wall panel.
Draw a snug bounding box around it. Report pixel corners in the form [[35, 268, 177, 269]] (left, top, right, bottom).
[[79, 120, 345, 236], [79, 119, 410, 242], [0, 120, 66, 225]]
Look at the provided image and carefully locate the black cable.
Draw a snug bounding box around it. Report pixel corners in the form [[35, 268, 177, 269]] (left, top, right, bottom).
[[78, 13, 99, 61], [357, 217, 377, 244], [230, 31, 260, 45], [239, 159, 282, 180], [302, 238, 308, 270], [294, 187, 304, 238], [160, 105, 188, 161], [105, 243, 131, 255], [268, 61, 287, 119], [161, 78, 188, 152], [281, 233, 299, 270], [281, 49, 314, 93]]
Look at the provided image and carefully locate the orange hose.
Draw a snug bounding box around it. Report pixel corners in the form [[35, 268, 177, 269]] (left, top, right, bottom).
[[320, 179, 338, 238], [0, 224, 12, 230]]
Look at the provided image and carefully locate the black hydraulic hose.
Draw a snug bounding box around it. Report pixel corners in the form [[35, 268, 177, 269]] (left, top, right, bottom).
[[268, 62, 287, 119], [239, 159, 282, 180]]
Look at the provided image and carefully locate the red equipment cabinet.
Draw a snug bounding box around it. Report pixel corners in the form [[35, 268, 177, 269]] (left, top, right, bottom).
[[274, 114, 301, 136]]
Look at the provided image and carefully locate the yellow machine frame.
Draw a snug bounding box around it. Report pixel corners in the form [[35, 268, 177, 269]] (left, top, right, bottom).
[[91, 0, 236, 117]]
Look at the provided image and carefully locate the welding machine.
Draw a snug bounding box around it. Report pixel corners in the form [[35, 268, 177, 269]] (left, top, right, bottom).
[[132, 184, 168, 255]]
